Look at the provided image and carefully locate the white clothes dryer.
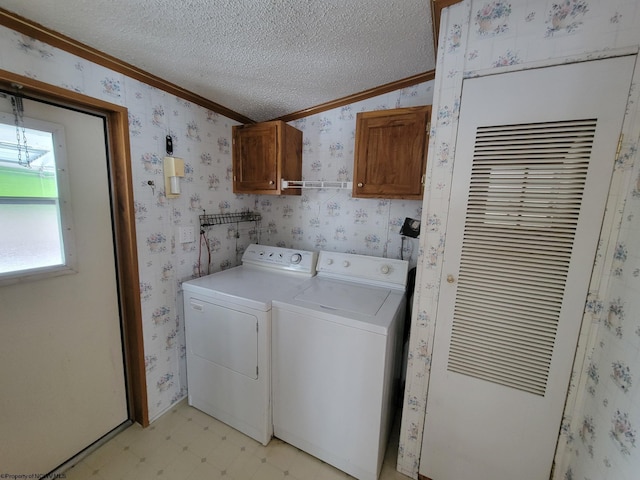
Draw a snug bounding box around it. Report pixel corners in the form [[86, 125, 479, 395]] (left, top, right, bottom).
[[182, 244, 317, 445], [271, 251, 408, 480]]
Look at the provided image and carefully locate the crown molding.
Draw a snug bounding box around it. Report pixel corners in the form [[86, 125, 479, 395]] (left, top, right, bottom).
[[274, 70, 436, 123], [0, 6, 444, 126], [0, 7, 255, 124]]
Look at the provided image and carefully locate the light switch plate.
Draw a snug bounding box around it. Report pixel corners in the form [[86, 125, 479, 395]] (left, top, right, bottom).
[[179, 226, 195, 243]]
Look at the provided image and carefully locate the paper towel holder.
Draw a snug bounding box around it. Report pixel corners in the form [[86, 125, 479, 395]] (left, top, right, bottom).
[[164, 156, 184, 198], [163, 135, 184, 198]]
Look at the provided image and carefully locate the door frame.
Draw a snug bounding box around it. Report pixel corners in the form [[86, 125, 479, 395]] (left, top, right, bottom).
[[0, 69, 149, 427]]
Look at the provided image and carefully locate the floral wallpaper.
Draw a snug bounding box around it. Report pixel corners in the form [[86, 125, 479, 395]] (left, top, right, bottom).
[[398, 0, 640, 479], [0, 23, 432, 424], [3, 2, 639, 478]]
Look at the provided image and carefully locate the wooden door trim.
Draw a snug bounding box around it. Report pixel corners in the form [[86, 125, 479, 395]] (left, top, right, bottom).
[[0, 69, 149, 427]]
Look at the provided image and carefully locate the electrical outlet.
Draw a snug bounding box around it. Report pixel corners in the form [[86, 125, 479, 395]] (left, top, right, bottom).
[[179, 226, 195, 244]]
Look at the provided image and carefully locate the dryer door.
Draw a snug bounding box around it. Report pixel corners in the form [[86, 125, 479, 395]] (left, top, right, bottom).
[[186, 297, 258, 379]]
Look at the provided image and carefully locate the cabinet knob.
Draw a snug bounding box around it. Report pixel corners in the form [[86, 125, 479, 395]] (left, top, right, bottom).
[[357, 182, 364, 188], [269, 180, 275, 185]]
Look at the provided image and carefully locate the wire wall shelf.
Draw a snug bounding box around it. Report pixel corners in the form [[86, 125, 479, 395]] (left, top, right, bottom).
[[199, 211, 262, 228]]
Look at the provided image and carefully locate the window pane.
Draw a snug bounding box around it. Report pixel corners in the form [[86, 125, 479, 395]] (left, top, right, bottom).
[[0, 119, 68, 277], [0, 202, 63, 273]]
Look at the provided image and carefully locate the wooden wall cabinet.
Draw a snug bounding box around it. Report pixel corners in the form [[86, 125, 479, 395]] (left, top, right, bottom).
[[353, 106, 431, 199], [232, 120, 302, 195]]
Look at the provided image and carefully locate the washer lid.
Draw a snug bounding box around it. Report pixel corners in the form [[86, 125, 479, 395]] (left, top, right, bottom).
[[294, 277, 390, 316], [274, 277, 405, 335]]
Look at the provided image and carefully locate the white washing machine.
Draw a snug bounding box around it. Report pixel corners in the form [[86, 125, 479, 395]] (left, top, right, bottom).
[[182, 244, 317, 445], [272, 251, 408, 480]]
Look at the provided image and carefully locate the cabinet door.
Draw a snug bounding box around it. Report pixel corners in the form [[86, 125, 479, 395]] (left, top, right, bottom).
[[353, 106, 430, 199], [233, 122, 279, 193]]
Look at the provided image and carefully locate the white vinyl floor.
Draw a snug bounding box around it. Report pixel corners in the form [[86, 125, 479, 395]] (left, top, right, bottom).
[[63, 399, 411, 480]]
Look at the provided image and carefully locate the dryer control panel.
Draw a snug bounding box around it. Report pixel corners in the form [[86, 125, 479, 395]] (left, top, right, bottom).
[[242, 244, 318, 276]]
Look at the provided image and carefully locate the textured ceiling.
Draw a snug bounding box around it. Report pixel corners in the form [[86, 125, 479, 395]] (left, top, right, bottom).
[[0, 0, 435, 122]]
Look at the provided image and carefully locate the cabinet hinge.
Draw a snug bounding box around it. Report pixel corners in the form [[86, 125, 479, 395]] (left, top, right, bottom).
[[256, 365, 259, 377], [615, 133, 624, 162], [421, 174, 426, 186], [426, 121, 431, 133]]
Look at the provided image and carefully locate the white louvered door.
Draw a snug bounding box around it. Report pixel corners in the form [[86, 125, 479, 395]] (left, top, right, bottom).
[[420, 56, 635, 480]]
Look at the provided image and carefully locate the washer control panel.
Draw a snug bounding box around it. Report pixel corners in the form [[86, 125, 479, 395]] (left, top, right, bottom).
[[316, 251, 408, 288], [242, 244, 318, 275]]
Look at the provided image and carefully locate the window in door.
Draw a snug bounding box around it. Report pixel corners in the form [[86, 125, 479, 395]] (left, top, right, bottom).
[[0, 110, 76, 284]]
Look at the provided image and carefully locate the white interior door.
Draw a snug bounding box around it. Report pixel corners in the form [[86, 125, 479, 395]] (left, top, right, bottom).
[[420, 55, 636, 480], [0, 98, 129, 473]]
